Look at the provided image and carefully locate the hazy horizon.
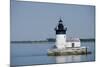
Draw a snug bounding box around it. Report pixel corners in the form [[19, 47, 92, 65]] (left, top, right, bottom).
[[11, 0, 95, 41]]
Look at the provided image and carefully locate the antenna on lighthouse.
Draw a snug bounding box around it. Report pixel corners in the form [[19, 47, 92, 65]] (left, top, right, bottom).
[[59, 17, 63, 23]]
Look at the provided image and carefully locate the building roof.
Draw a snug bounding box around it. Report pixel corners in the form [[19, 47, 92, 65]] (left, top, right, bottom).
[[66, 38, 80, 42]]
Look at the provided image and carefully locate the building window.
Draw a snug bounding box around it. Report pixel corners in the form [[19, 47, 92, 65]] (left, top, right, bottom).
[[64, 36, 65, 38], [72, 43, 74, 48]]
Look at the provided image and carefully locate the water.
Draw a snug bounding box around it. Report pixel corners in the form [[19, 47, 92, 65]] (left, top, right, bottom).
[[10, 41, 95, 66]]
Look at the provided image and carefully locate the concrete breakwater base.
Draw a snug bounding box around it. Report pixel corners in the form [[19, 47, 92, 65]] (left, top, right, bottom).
[[48, 47, 91, 56]]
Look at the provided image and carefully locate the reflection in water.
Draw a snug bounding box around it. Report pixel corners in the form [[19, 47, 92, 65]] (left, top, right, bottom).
[[55, 55, 81, 63], [11, 41, 95, 66]]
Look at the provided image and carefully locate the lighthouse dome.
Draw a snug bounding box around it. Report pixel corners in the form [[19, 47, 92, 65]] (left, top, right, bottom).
[[55, 18, 67, 34]]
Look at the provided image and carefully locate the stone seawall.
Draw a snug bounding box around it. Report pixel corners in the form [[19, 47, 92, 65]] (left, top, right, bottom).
[[48, 47, 91, 56]]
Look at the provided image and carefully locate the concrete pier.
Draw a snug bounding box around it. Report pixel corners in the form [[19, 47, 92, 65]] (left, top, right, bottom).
[[48, 47, 91, 56]]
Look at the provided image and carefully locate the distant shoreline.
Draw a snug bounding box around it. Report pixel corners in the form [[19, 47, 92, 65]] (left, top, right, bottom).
[[11, 38, 95, 43]]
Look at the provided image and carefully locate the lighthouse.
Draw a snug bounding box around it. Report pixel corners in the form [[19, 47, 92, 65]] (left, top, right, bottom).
[[55, 18, 67, 49], [48, 18, 88, 56]]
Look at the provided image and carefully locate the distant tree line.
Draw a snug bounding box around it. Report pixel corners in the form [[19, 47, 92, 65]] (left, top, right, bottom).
[[11, 38, 95, 43]]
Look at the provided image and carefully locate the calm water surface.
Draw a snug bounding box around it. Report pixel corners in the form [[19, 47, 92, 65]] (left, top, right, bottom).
[[11, 41, 95, 66]]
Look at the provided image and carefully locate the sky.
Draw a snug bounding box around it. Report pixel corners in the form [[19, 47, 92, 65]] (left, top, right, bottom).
[[11, 0, 95, 41]]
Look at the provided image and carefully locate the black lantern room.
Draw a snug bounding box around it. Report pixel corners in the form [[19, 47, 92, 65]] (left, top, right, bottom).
[[55, 18, 67, 34]]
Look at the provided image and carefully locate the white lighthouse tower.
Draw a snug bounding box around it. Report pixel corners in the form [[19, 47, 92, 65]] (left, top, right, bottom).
[[55, 18, 67, 49]]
